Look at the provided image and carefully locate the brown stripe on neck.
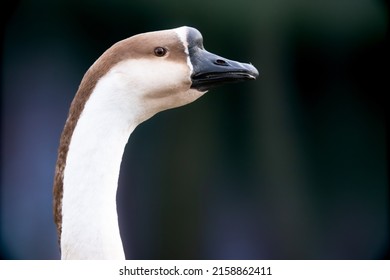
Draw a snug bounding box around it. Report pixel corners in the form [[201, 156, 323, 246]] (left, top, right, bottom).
[[52, 60, 104, 246]]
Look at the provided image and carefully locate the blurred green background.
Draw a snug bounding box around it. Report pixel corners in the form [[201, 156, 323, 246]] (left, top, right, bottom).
[[1, 0, 388, 259]]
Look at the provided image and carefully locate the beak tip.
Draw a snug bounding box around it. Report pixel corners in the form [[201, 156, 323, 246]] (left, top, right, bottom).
[[245, 63, 260, 79]]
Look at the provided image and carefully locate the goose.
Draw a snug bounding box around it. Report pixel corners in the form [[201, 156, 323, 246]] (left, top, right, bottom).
[[53, 26, 259, 260]]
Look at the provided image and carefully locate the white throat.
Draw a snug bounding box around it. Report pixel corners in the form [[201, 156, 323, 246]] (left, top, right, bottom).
[[59, 34, 203, 259], [61, 67, 141, 260]]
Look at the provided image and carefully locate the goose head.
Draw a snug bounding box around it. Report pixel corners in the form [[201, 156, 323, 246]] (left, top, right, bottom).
[[81, 26, 259, 124]]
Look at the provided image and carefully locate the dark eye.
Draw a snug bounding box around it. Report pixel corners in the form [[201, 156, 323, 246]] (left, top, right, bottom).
[[154, 47, 167, 57]]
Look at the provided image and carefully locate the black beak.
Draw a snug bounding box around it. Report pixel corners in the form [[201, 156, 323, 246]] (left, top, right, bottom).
[[190, 48, 259, 92]]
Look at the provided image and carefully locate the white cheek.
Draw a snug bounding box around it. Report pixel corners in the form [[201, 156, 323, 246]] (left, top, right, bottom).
[[104, 58, 203, 116], [112, 59, 188, 92]]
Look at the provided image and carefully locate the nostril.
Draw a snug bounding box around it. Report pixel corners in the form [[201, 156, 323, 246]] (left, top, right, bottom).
[[214, 59, 229, 66]]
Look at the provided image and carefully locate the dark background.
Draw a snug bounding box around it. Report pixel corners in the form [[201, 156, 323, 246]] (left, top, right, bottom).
[[1, 0, 388, 259]]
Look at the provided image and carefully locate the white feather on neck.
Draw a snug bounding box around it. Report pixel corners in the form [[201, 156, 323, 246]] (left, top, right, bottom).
[[60, 58, 203, 259]]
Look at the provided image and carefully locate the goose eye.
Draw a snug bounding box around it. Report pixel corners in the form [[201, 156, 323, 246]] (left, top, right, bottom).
[[154, 47, 167, 57]]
